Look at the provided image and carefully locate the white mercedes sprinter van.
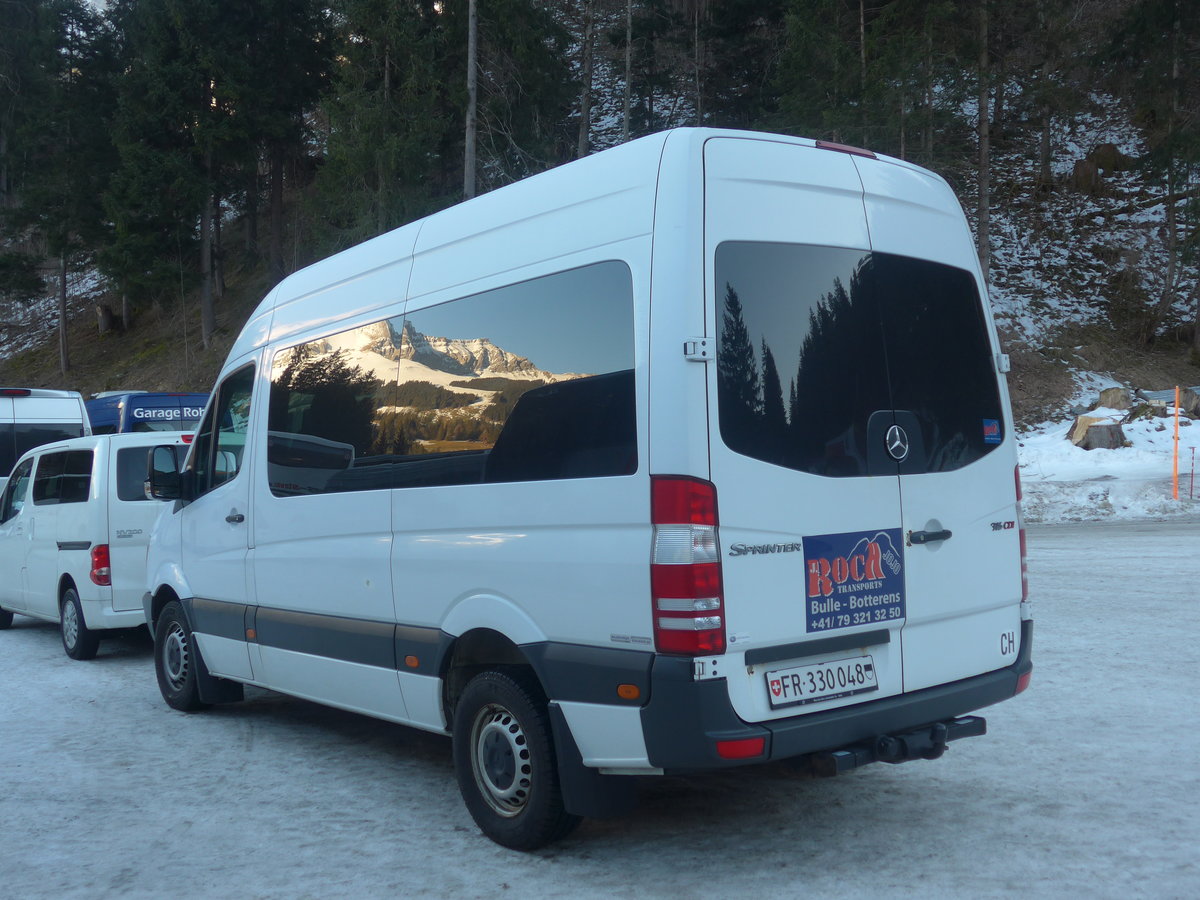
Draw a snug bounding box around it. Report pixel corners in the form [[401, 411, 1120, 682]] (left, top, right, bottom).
[[144, 128, 1032, 850], [0, 432, 188, 658]]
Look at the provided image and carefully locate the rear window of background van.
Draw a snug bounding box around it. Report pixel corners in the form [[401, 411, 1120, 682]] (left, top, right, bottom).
[[716, 242, 1003, 477], [0, 423, 87, 478], [266, 260, 636, 496]]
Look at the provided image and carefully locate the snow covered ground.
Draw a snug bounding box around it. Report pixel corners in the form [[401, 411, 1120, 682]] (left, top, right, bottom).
[[1018, 386, 1200, 524], [1, 519, 1196, 898]]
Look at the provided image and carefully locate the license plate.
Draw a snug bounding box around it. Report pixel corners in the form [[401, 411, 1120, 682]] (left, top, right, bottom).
[[764, 655, 878, 709]]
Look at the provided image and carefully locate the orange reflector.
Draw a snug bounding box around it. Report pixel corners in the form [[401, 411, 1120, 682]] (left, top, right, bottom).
[[617, 683, 640, 700], [245, 628, 257, 640], [405, 655, 419, 669], [716, 737, 766, 760], [1016, 671, 1032, 695]]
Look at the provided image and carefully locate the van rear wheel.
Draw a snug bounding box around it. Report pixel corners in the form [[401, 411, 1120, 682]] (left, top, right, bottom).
[[452, 669, 580, 850], [155, 601, 209, 712], [0, 607, 12, 629], [60, 588, 99, 660]]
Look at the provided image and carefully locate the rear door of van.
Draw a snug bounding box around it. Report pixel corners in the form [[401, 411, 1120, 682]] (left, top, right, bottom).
[[703, 136, 1020, 724], [703, 136, 907, 722], [853, 158, 1022, 691]]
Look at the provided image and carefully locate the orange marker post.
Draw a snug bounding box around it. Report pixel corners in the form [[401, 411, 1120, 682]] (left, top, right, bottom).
[[1173, 386, 1180, 501]]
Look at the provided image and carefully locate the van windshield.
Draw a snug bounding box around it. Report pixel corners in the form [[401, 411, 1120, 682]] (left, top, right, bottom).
[[715, 241, 1003, 478], [0, 423, 88, 478]]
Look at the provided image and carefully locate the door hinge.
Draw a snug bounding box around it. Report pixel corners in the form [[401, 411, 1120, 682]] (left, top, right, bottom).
[[683, 337, 712, 362]]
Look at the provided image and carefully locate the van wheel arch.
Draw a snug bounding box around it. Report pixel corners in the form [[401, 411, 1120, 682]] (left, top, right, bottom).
[[149, 587, 181, 635], [442, 628, 536, 723]]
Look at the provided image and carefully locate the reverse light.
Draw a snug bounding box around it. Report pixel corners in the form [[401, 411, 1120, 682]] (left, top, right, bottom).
[[651, 476, 726, 655], [90, 544, 111, 586]]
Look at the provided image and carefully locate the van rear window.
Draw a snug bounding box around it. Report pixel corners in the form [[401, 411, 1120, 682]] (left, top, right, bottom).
[[115, 447, 154, 502], [715, 242, 1002, 477], [0, 423, 87, 478]]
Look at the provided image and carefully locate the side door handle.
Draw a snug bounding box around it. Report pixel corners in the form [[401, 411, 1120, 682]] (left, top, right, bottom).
[[908, 529, 952, 545], [226, 511, 246, 524]]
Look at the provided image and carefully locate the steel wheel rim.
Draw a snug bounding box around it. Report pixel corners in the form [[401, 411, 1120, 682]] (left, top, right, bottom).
[[162, 621, 190, 692], [62, 600, 78, 649], [470, 702, 532, 818]]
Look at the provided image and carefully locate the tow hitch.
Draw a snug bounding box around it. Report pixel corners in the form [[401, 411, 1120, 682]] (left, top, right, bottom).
[[810, 715, 986, 776]]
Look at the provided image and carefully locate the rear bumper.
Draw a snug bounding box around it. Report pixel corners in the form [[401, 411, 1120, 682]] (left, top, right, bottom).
[[80, 597, 148, 631], [640, 619, 1033, 772]]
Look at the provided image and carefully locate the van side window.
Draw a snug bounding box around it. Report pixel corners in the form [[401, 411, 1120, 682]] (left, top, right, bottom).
[[189, 365, 255, 497], [115, 447, 155, 502], [266, 260, 636, 496], [32, 450, 94, 505], [1, 423, 86, 478], [0, 457, 33, 522]]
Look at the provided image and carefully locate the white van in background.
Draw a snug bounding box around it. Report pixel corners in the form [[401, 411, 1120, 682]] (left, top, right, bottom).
[[0, 432, 188, 658], [0, 388, 91, 493], [144, 128, 1032, 850]]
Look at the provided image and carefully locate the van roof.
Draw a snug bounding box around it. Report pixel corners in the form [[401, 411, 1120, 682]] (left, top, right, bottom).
[[227, 127, 949, 363], [0, 388, 85, 400]]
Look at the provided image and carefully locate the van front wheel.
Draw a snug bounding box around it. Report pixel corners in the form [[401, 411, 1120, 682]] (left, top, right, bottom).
[[155, 602, 209, 712], [452, 669, 580, 851], [61, 589, 99, 660]]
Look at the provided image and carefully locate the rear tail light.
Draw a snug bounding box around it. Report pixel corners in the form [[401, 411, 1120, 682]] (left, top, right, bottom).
[[90, 544, 111, 586], [651, 476, 726, 655], [1015, 466, 1028, 604], [0, 388, 33, 397]]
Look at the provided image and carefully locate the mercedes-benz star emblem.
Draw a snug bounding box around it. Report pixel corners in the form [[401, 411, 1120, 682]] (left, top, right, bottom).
[[885, 424, 909, 461]]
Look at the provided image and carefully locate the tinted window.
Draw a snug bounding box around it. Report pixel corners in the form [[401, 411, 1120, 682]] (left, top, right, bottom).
[[0, 457, 33, 522], [188, 367, 254, 496], [116, 447, 155, 502], [0, 423, 87, 478], [32, 450, 94, 505], [716, 242, 1002, 477], [267, 261, 636, 495]]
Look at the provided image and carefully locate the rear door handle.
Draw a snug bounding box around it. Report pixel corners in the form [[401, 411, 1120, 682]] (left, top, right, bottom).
[[908, 529, 952, 545], [226, 512, 246, 524]]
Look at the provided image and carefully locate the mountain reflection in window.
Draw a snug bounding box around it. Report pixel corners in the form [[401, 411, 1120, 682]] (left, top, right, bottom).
[[716, 242, 1002, 478], [267, 260, 636, 495]]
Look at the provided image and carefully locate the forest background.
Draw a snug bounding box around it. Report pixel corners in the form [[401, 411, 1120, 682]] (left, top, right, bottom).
[[0, 0, 1197, 424]]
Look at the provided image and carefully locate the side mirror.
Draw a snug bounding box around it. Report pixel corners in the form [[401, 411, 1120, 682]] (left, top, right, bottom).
[[147, 445, 183, 500]]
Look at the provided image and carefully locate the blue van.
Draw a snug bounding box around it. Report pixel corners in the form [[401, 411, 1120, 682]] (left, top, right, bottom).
[[86, 392, 208, 435]]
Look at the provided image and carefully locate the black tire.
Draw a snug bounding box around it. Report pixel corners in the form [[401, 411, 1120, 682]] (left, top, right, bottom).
[[452, 669, 580, 851], [154, 601, 209, 712], [0, 606, 13, 629], [60, 588, 100, 660]]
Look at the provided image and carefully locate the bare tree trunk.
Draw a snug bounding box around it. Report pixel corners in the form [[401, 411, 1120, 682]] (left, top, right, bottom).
[[859, 0, 867, 145], [269, 141, 285, 282], [121, 289, 132, 332], [245, 167, 259, 257], [464, 0, 478, 199], [622, 0, 632, 141], [693, 6, 703, 124], [200, 172, 215, 350], [214, 198, 224, 301], [977, 0, 991, 278], [57, 254, 69, 375], [923, 22, 933, 161], [577, 0, 595, 159]]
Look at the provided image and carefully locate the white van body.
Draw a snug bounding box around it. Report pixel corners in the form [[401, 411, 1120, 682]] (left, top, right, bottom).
[[0, 388, 91, 494], [0, 432, 188, 658], [144, 128, 1032, 849]]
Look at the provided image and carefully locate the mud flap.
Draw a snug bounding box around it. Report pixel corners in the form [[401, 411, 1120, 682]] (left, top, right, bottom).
[[548, 702, 638, 819]]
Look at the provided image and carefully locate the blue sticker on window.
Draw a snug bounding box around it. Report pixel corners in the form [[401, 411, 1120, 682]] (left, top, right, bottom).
[[804, 529, 905, 633], [983, 419, 1002, 444]]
